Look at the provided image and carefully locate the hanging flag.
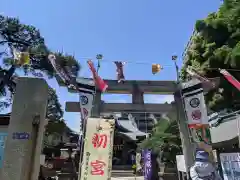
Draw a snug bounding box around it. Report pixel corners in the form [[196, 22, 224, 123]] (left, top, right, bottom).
[[49, 54, 95, 93], [143, 149, 152, 180], [48, 54, 96, 152], [78, 91, 94, 148], [182, 82, 209, 128], [79, 88, 94, 121], [220, 69, 240, 91], [48, 54, 71, 83], [152, 64, 161, 74], [13, 49, 30, 65], [87, 60, 108, 92], [114, 61, 125, 83]]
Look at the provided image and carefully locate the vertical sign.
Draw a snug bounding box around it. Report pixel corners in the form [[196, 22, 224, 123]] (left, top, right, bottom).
[[0, 133, 8, 168], [220, 153, 240, 180], [182, 83, 208, 127], [143, 149, 152, 180], [80, 93, 93, 121], [78, 92, 94, 149], [80, 118, 115, 180]]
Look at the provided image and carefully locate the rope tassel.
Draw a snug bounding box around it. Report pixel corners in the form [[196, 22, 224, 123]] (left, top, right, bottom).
[[114, 61, 125, 83]]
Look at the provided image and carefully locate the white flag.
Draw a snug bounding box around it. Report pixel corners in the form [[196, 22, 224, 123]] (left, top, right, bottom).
[[80, 92, 94, 121], [182, 83, 208, 127], [78, 91, 94, 149]]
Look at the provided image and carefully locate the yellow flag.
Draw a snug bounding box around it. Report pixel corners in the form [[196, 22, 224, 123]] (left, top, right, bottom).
[[152, 64, 161, 74]]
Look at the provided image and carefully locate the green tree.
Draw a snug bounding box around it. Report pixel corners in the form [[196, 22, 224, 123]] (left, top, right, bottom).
[[181, 0, 240, 111], [138, 118, 182, 165], [0, 15, 78, 135]]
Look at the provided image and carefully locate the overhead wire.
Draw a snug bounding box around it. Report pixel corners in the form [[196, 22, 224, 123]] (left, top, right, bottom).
[[3, 50, 240, 73]]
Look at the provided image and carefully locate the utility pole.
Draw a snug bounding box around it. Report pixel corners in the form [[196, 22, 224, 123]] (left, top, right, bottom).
[[172, 56, 195, 179]]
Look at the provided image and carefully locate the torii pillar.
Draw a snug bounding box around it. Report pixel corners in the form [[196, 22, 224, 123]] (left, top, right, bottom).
[[0, 78, 48, 180]]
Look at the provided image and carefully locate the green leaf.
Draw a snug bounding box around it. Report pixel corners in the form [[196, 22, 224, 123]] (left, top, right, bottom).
[[181, 0, 240, 111]]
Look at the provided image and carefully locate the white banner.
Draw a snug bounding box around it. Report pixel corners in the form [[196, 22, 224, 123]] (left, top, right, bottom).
[[80, 118, 115, 180], [182, 83, 208, 126], [176, 155, 186, 172], [220, 153, 240, 180], [79, 92, 94, 136], [80, 93, 94, 121]]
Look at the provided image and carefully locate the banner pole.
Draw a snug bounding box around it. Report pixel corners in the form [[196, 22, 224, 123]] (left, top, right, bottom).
[[237, 115, 240, 149], [77, 92, 87, 180]]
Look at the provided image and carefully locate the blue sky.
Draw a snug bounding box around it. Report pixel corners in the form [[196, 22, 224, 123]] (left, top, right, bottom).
[[1, 0, 221, 132]]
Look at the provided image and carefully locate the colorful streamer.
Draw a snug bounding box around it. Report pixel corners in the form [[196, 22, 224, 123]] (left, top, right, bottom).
[[220, 69, 240, 91], [114, 61, 125, 83], [48, 54, 71, 83], [87, 60, 108, 92]]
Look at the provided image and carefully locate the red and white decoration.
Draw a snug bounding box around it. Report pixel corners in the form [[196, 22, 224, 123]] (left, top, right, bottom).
[[220, 69, 240, 91]]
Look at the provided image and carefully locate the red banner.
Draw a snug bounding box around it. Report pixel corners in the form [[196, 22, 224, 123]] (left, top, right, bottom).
[[87, 60, 108, 92], [220, 69, 240, 91]]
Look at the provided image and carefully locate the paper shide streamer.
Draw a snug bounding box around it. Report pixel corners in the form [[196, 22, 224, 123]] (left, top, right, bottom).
[[114, 61, 125, 83]]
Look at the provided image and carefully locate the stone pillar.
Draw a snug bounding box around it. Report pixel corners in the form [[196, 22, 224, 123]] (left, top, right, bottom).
[[91, 90, 101, 117], [0, 78, 48, 180], [174, 90, 195, 178], [132, 83, 144, 104]]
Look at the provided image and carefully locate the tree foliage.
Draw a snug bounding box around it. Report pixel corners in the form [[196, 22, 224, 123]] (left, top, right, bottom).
[[181, 0, 240, 111], [0, 15, 78, 135], [138, 118, 182, 164], [47, 87, 63, 121]]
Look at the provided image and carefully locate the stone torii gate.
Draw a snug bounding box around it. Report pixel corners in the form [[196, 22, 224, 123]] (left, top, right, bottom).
[[56, 76, 220, 174], [56, 76, 176, 117]]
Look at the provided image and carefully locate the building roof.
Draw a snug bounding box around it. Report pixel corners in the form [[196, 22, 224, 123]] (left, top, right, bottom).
[[115, 117, 148, 141]]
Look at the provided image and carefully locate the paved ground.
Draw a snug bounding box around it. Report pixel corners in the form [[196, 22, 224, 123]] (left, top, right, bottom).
[[111, 176, 144, 180]]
